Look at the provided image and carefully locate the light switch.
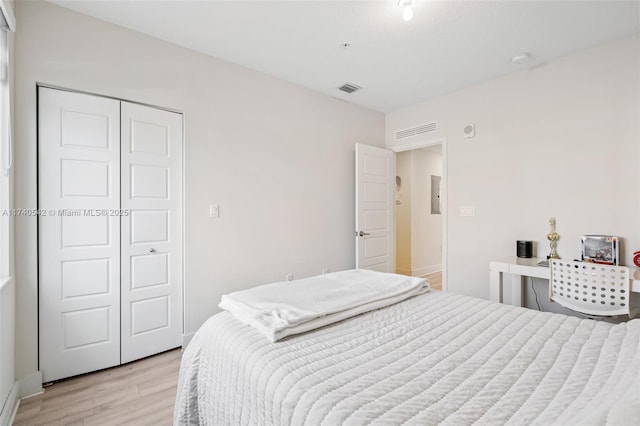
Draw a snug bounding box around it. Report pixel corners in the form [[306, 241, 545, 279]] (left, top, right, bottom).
[[460, 206, 475, 217], [209, 204, 220, 218]]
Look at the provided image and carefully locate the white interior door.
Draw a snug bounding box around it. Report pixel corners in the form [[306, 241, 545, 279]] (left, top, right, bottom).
[[120, 102, 182, 363], [39, 88, 121, 382], [355, 143, 395, 272]]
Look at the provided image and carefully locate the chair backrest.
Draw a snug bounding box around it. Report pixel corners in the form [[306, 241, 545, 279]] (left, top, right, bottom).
[[549, 259, 630, 317]]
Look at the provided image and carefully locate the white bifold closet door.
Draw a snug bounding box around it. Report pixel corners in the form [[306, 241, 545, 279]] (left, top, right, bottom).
[[120, 102, 182, 364], [38, 87, 182, 382], [39, 88, 121, 382]]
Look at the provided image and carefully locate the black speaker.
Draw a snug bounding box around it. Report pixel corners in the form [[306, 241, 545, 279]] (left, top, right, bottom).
[[517, 240, 533, 258]]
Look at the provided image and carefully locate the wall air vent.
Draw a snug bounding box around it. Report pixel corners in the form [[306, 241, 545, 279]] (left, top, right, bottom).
[[395, 121, 438, 140], [338, 83, 361, 94]]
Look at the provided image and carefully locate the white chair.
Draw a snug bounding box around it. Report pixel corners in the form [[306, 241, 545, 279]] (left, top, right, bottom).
[[549, 259, 637, 318]]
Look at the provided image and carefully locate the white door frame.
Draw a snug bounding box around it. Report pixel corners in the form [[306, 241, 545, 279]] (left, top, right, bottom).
[[391, 137, 448, 291]]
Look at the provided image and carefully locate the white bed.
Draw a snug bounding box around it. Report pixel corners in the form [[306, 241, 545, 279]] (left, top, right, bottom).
[[174, 290, 640, 425]]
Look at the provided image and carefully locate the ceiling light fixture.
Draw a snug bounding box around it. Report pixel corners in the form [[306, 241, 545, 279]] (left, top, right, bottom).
[[398, 0, 414, 21]]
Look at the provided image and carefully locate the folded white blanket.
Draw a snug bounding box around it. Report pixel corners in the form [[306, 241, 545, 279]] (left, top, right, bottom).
[[218, 269, 429, 342]]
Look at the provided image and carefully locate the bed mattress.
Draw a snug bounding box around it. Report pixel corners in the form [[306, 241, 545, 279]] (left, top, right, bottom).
[[174, 291, 640, 425]]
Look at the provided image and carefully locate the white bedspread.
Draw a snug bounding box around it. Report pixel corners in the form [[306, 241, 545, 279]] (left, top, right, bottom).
[[175, 291, 640, 426], [219, 269, 428, 342]]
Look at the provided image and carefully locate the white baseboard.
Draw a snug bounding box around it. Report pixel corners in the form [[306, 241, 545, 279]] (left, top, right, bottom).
[[413, 264, 442, 277], [395, 267, 412, 276], [19, 371, 43, 399], [0, 382, 19, 426], [182, 332, 195, 349], [396, 266, 442, 277]]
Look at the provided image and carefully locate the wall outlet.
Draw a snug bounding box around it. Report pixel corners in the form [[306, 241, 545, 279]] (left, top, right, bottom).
[[285, 274, 293, 281], [209, 203, 220, 218], [322, 268, 329, 274]]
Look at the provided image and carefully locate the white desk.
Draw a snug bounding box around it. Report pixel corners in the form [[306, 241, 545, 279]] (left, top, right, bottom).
[[489, 256, 640, 306]]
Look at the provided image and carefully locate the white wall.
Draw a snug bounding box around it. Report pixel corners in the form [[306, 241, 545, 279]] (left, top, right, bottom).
[[14, 1, 384, 381], [386, 35, 639, 301], [410, 148, 442, 276]]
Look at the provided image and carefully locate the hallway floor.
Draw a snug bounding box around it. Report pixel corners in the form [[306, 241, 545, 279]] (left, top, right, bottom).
[[424, 271, 442, 290]]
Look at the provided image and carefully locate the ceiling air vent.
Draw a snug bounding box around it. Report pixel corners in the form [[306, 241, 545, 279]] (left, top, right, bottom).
[[395, 121, 438, 140], [338, 83, 361, 94]]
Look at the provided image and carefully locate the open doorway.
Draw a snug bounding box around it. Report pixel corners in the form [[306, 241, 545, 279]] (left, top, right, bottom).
[[395, 144, 443, 290]]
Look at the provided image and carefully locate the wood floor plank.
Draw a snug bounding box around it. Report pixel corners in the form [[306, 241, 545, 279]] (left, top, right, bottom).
[[92, 385, 141, 408], [82, 386, 176, 426], [137, 374, 180, 398], [14, 349, 182, 425], [18, 395, 98, 425], [12, 405, 42, 424]]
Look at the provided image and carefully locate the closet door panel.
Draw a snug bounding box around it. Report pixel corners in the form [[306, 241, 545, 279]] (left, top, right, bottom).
[[38, 88, 121, 382], [120, 102, 182, 363]]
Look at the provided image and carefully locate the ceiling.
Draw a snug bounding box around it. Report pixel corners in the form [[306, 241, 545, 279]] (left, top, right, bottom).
[[48, 1, 639, 113]]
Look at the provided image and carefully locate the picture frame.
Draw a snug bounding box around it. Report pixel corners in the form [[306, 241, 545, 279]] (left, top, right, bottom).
[[581, 235, 619, 265]]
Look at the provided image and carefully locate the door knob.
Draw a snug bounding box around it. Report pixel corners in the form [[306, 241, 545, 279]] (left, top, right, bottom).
[[149, 248, 156, 253], [357, 231, 371, 237]]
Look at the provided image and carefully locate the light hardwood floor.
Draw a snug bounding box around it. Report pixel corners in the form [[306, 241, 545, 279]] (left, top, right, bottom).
[[13, 348, 182, 426]]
